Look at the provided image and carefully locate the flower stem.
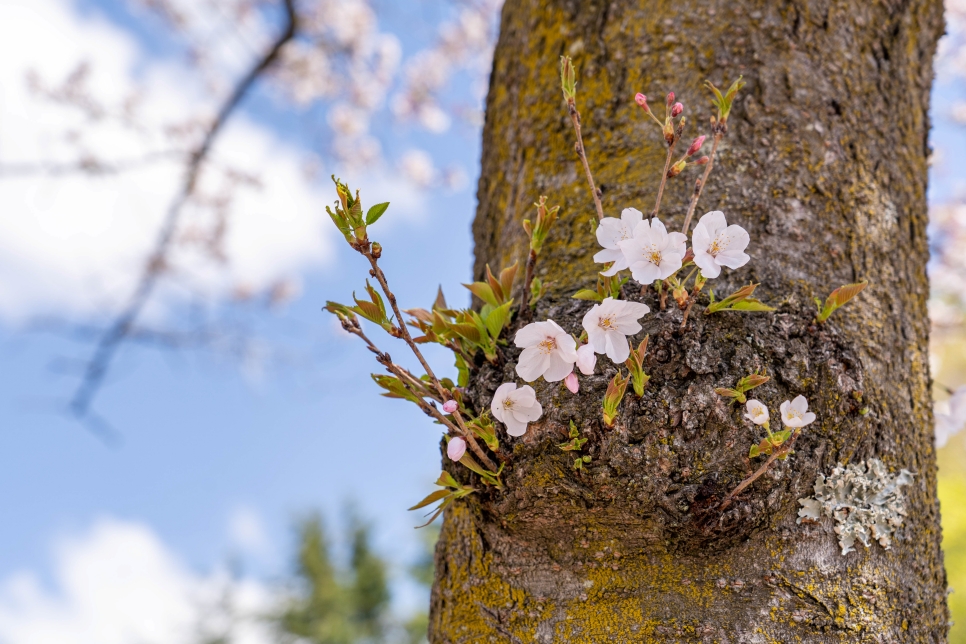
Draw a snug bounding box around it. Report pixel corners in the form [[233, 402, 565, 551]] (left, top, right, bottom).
[[345, 321, 498, 471], [518, 248, 538, 321], [361, 249, 498, 470], [567, 99, 604, 222], [719, 429, 800, 512], [681, 133, 721, 235], [652, 144, 676, 219]]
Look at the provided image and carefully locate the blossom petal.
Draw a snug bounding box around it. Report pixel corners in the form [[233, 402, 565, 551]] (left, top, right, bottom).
[[504, 415, 529, 437], [621, 207, 644, 228], [514, 322, 549, 348], [543, 352, 576, 382], [715, 249, 750, 270], [576, 344, 597, 374], [666, 231, 688, 252], [512, 399, 543, 422], [720, 224, 750, 253], [509, 384, 537, 407], [791, 395, 809, 414], [595, 218, 624, 249], [698, 211, 727, 236], [491, 383, 517, 421], [604, 331, 631, 363], [802, 412, 817, 426], [693, 251, 721, 278], [692, 222, 711, 251], [515, 347, 549, 381], [629, 260, 661, 284]]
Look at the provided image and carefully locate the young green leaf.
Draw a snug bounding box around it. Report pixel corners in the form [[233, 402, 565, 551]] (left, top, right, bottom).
[[572, 289, 604, 302], [407, 489, 451, 511], [365, 202, 390, 225], [816, 280, 868, 323]]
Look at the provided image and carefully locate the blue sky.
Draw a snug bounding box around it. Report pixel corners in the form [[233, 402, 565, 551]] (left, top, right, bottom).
[[0, 0, 488, 630], [0, 0, 964, 640]]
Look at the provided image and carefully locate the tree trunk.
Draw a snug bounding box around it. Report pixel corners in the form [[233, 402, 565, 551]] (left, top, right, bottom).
[[430, 0, 947, 641]]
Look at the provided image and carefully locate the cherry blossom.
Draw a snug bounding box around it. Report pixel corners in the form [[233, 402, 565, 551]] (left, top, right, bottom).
[[490, 382, 543, 437], [581, 297, 651, 363], [691, 211, 750, 279], [447, 436, 466, 461], [514, 320, 578, 382], [593, 207, 643, 275], [618, 218, 688, 284], [780, 396, 817, 428], [442, 400, 458, 414], [935, 385, 966, 448], [576, 343, 597, 375], [744, 399, 770, 425]]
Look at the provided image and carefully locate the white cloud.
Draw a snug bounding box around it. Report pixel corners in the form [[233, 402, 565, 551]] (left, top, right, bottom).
[[0, 518, 273, 644], [0, 0, 424, 325], [228, 506, 269, 555]]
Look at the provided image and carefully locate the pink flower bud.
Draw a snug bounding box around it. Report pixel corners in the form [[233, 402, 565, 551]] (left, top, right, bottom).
[[447, 437, 466, 461], [686, 135, 706, 157], [564, 371, 579, 394], [666, 91, 675, 106], [693, 155, 710, 165], [634, 93, 650, 112], [670, 102, 683, 118], [442, 400, 458, 414]]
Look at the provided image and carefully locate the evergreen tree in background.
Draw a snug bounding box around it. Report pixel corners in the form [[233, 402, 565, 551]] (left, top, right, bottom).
[[272, 514, 431, 644]]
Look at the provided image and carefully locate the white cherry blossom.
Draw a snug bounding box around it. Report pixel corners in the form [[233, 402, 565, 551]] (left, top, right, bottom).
[[618, 218, 688, 284], [581, 297, 651, 363], [935, 385, 966, 448], [780, 395, 817, 428], [576, 343, 597, 375], [490, 382, 543, 437], [514, 320, 578, 382], [691, 211, 750, 278], [593, 207, 643, 275], [447, 436, 466, 461], [744, 399, 770, 425]]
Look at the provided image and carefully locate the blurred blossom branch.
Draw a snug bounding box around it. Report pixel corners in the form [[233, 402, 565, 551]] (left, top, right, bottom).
[[67, 0, 299, 423]]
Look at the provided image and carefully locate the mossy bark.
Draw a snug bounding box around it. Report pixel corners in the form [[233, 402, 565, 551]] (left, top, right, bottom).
[[430, 0, 947, 641]]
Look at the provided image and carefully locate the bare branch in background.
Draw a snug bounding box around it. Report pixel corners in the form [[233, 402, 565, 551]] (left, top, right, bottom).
[[67, 0, 299, 423]]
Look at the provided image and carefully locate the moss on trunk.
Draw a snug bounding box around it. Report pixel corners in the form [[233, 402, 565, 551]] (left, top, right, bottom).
[[430, 0, 948, 641]]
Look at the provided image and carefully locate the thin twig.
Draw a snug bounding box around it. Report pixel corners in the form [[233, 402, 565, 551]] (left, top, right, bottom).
[[518, 249, 537, 321], [652, 144, 676, 219], [567, 101, 604, 221], [719, 430, 801, 512], [681, 133, 721, 235], [347, 320, 497, 471], [68, 0, 298, 421]]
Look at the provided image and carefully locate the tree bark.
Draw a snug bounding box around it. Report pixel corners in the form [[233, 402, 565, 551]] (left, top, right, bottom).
[[430, 0, 947, 641]]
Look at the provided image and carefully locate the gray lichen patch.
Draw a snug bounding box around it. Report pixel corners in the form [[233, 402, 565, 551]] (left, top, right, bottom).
[[797, 459, 913, 555]]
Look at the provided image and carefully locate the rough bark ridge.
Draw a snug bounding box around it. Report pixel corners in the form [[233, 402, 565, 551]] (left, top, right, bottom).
[[430, 0, 947, 641]]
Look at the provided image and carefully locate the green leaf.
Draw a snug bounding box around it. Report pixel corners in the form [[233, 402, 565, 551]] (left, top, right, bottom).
[[407, 489, 451, 511], [463, 282, 500, 308], [749, 444, 761, 458], [817, 280, 868, 322], [436, 471, 460, 489], [572, 289, 603, 302], [729, 298, 776, 312], [451, 323, 482, 344], [483, 300, 513, 338], [365, 202, 389, 225], [499, 262, 519, 299]]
